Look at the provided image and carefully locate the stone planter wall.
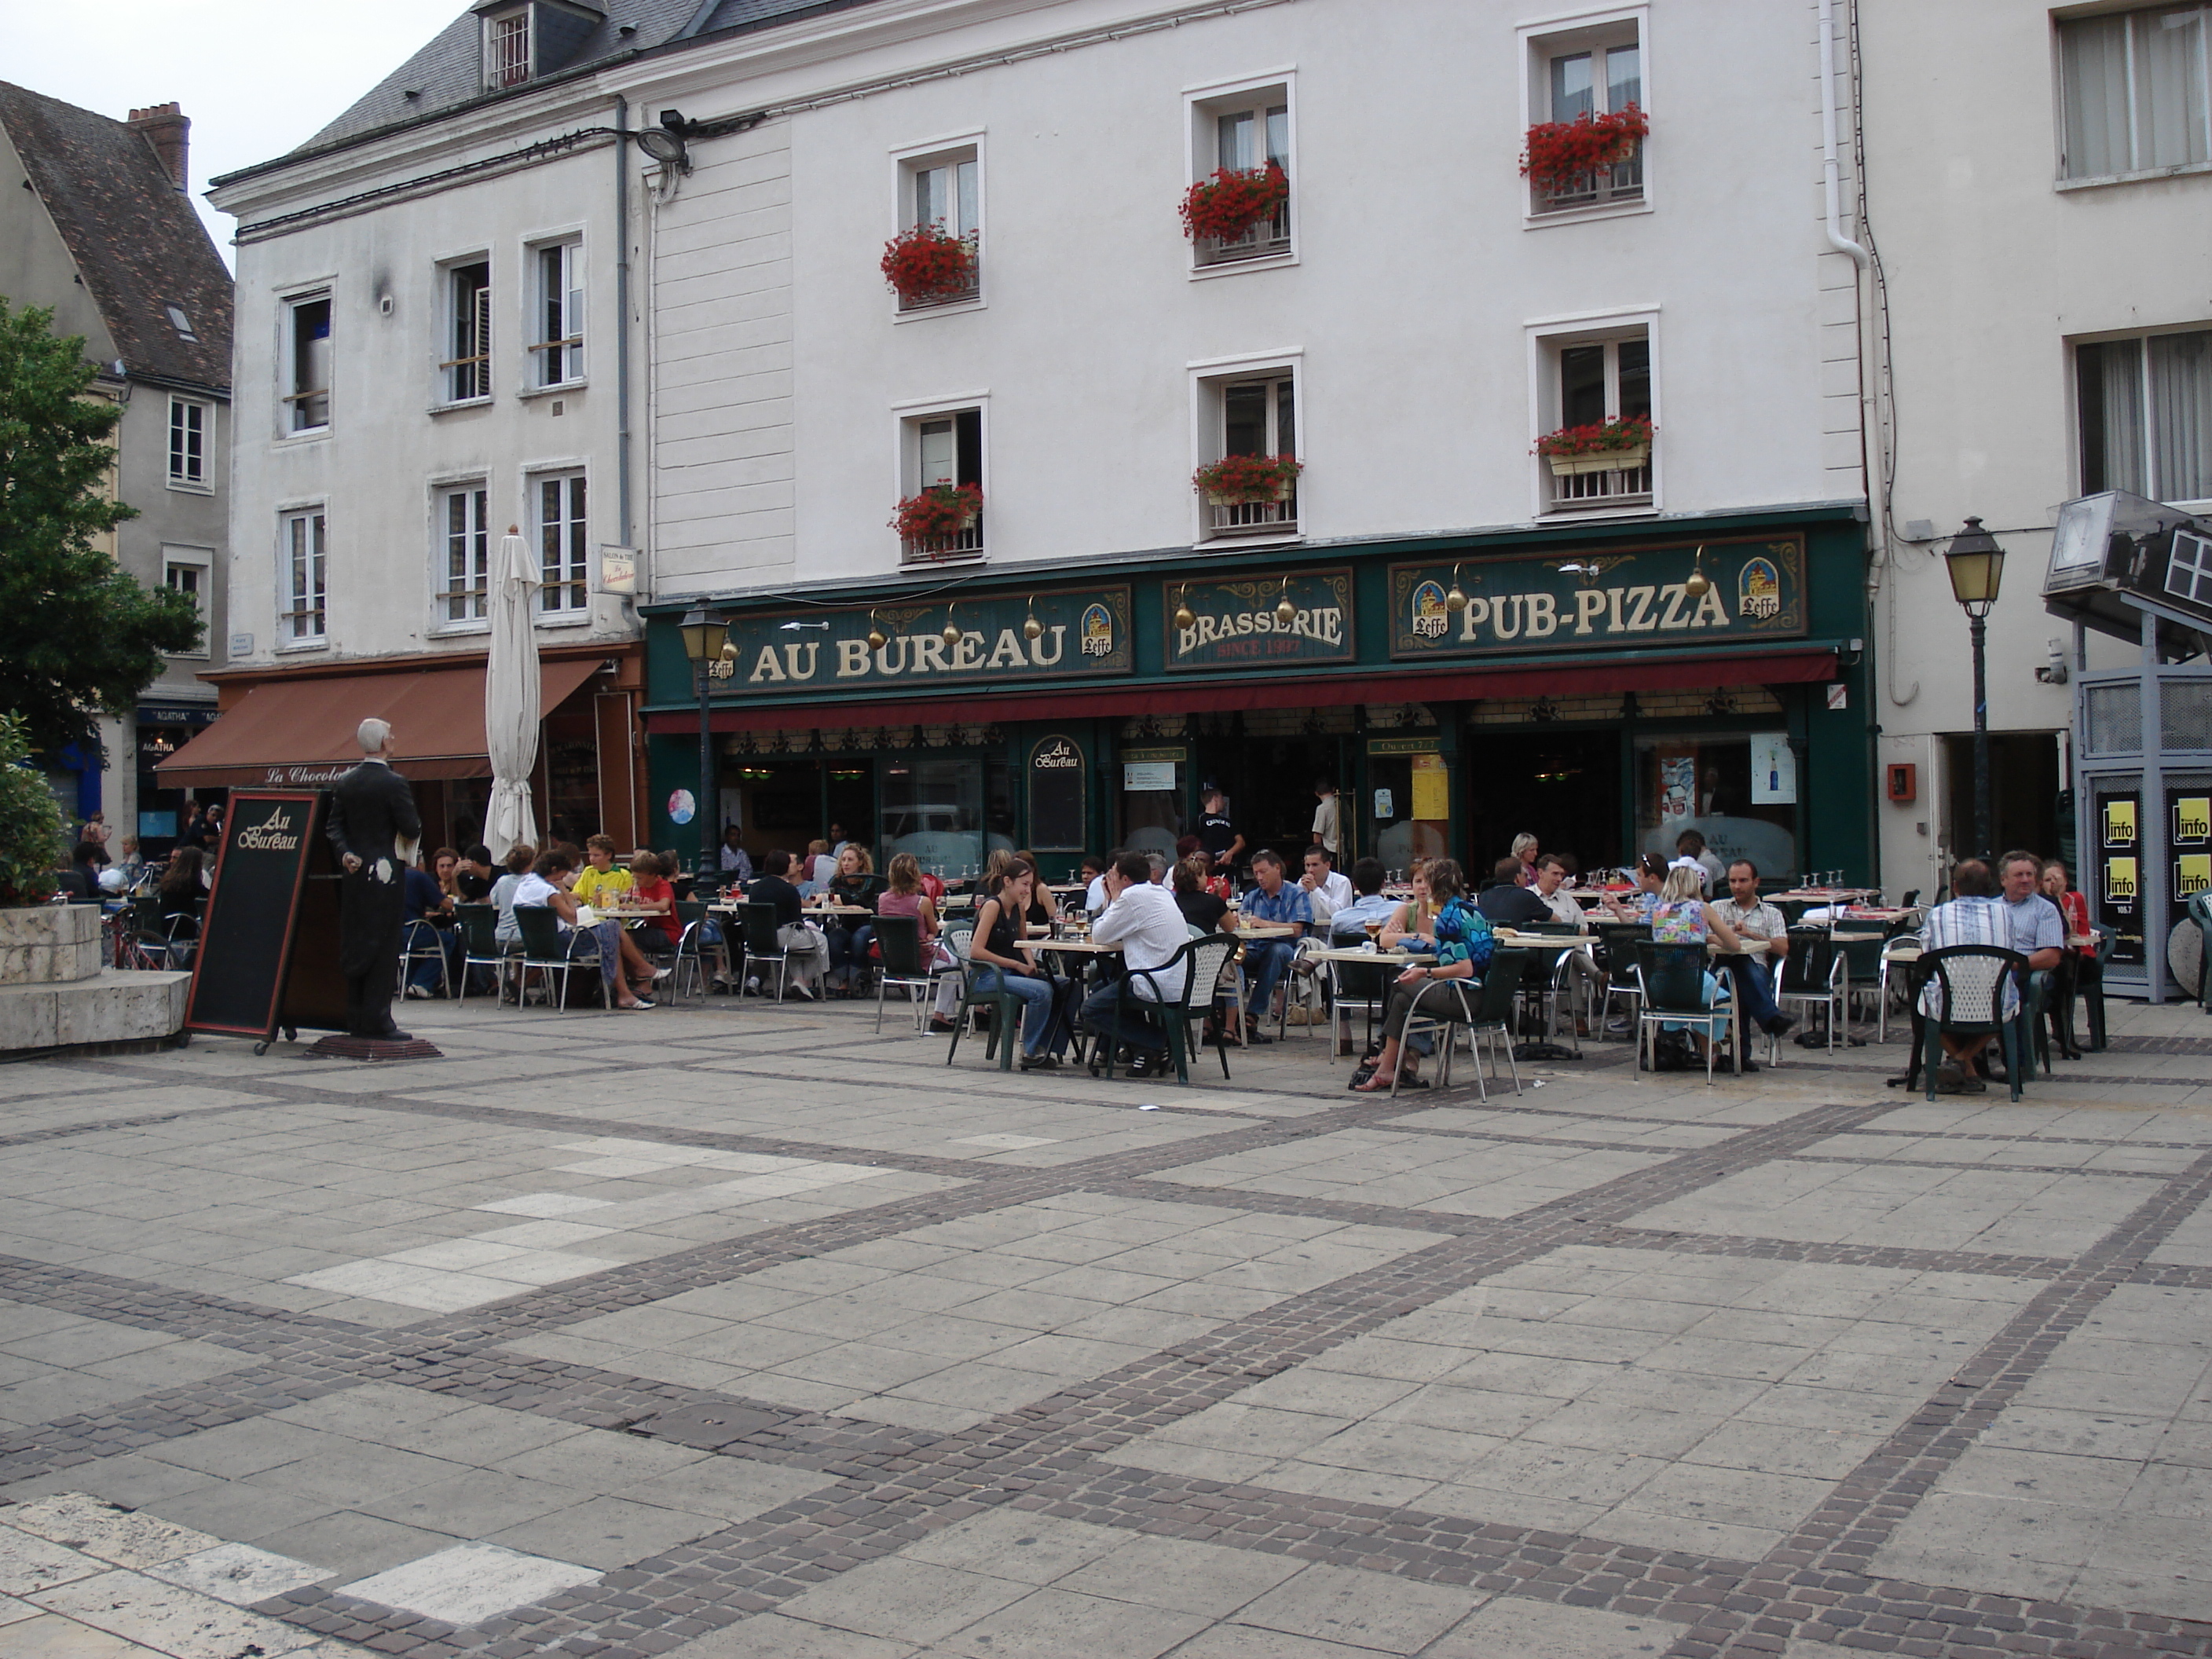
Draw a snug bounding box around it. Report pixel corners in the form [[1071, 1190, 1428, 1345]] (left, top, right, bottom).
[[0, 905, 103, 986], [0, 904, 189, 1055]]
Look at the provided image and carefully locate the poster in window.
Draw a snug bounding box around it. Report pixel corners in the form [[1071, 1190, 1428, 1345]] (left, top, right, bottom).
[[1656, 752, 1696, 826], [1749, 734, 1796, 805], [1410, 754, 1450, 821], [1123, 762, 1176, 793], [2176, 797, 2210, 845], [2178, 854, 2211, 900], [1373, 788, 1393, 819], [2104, 799, 2138, 845], [2105, 856, 2139, 905]]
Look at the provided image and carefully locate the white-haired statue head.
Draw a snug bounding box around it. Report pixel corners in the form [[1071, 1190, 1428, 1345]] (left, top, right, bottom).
[[357, 718, 393, 756]]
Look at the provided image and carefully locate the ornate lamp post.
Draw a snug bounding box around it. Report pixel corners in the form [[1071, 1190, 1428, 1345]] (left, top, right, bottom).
[[677, 605, 730, 884], [1943, 518, 2006, 862]]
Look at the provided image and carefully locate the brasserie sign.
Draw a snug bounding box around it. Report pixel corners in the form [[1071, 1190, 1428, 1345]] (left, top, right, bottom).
[[1389, 536, 1807, 659], [1165, 569, 1355, 670], [709, 588, 1133, 692]]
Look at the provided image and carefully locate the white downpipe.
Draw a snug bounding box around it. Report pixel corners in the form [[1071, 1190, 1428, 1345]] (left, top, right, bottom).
[[1818, 0, 1871, 267]]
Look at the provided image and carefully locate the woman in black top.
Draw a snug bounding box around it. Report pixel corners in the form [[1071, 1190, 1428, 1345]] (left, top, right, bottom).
[[823, 844, 882, 993], [968, 858, 1072, 1070], [1016, 848, 1060, 931], [1171, 855, 1232, 933]]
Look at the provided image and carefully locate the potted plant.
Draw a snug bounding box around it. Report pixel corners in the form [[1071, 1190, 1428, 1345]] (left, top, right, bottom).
[[1521, 104, 1649, 192], [1535, 415, 1654, 475], [892, 482, 983, 551], [1179, 164, 1289, 243], [880, 224, 978, 306], [0, 713, 67, 911], [1192, 453, 1303, 505]]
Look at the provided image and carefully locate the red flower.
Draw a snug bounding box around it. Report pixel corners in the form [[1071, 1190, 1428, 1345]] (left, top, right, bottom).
[[892, 483, 983, 545], [1192, 452, 1303, 502], [1520, 105, 1648, 189], [1179, 165, 1289, 242], [1533, 416, 1654, 458], [881, 225, 978, 302]]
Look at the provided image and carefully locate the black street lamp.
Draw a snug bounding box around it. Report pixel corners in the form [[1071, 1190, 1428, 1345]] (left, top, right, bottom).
[[677, 605, 731, 884], [1943, 517, 2006, 863]]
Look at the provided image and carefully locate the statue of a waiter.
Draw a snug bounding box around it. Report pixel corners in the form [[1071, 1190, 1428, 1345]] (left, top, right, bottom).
[[325, 719, 421, 1041]]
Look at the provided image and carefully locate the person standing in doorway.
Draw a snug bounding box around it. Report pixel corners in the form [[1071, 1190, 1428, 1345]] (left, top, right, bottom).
[[1199, 789, 1245, 876], [327, 720, 423, 1041], [1310, 778, 1340, 858]]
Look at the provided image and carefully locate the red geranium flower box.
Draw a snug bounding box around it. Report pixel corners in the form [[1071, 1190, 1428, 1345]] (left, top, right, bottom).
[[1179, 165, 1289, 242], [1192, 453, 1302, 505], [1534, 416, 1654, 475], [1521, 105, 1648, 191], [892, 482, 983, 548], [881, 225, 978, 305]]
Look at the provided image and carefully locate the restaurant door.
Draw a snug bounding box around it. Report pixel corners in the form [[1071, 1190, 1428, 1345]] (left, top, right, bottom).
[[1364, 738, 1451, 877], [1462, 729, 1623, 881], [1194, 729, 1351, 870]]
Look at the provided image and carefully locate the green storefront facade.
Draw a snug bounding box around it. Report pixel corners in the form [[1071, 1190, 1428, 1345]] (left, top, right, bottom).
[[640, 505, 1876, 889]]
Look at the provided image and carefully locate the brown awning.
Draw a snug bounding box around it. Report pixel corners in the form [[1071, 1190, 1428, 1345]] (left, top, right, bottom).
[[156, 659, 602, 789], [642, 646, 1840, 736]]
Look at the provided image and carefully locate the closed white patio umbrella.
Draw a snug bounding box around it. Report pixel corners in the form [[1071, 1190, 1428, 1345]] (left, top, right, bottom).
[[484, 526, 541, 861]]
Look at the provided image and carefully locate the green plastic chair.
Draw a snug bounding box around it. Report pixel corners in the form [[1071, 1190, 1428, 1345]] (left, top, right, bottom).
[[453, 903, 511, 1005], [943, 927, 1025, 1071], [1397, 949, 1526, 1101], [1919, 943, 2031, 1102], [1101, 935, 1240, 1084], [1635, 940, 1738, 1084]]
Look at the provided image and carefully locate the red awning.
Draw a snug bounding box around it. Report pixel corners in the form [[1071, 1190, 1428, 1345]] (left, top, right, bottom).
[[642, 647, 1840, 735], [156, 659, 603, 789]]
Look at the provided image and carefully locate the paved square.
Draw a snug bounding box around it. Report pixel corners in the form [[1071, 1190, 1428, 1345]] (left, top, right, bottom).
[[0, 993, 2204, 1657]]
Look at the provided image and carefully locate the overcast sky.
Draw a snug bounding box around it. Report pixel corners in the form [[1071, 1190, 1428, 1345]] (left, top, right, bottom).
[[2, 0, 468, 267]]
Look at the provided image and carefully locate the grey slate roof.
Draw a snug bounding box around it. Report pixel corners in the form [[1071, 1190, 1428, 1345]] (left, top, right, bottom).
[[288, 0, 881, 163], [0, 81, 233, 394]]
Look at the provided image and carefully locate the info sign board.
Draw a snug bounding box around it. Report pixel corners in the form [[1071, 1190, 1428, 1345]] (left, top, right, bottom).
[[185, 790, 348, 1049]]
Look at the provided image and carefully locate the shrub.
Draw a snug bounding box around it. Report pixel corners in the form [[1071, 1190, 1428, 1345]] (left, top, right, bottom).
[[0, 713, 68, 907]]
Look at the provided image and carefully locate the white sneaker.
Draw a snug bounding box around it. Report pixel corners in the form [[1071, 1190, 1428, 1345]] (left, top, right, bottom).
[[786, 983, 815, 1001], [405, 984, 433, 999]]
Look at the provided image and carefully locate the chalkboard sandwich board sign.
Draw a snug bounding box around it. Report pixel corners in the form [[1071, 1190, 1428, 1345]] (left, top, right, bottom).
[[185, 790, 345, 1050]]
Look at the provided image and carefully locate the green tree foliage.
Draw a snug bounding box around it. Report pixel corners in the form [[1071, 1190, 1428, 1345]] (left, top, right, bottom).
[[0, 713, 68, 906], [0, 297, 203, 759]]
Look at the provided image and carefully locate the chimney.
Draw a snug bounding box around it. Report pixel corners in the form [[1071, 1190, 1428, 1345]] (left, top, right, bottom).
[[126, 103, 189, 192]]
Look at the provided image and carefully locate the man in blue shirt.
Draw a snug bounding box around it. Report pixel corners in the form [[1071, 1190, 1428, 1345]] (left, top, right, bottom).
[[1238, 848, 1310, 1042], [1328, 858, 1398, 941]]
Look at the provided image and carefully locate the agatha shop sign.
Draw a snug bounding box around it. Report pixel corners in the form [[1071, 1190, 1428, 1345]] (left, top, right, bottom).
[[1165, 570, 1355, 670], [1387, 537, 1807, 659], [705, 588, 1133, 691]]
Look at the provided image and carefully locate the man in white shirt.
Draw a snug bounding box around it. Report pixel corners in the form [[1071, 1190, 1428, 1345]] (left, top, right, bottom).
[[1082, 851, 1194, 1076], [1083, 851, 1115, 914], [718, 827, 753, 881], [1298, 846, 1353, 925]]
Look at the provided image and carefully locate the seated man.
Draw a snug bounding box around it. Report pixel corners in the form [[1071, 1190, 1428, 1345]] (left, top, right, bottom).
[[1328, 857, 1398, 941], [1533, 855, 1588, 930], [1917, 858, 2026, 1093], [1474, 856, 1552, 928], [1298, 847, 1353, 927], [746, 848, 828, 998], [1237, 849, 1310, 1042], [1711, 859, 1796, 1038], [1082, 851, 1193, 1077]]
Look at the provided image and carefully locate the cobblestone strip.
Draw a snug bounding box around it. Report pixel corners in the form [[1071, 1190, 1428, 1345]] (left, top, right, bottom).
[[0, 1095, 291, 1152], [2130, 1262, 2212, 1290], [1655, 1147, 2212, 1659], [1593, 1226, 2072, 1280]]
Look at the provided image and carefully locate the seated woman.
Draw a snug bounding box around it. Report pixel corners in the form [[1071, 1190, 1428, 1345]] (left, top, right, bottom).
[[1646, 863, 1745, 1066], [874, 852, 959, 1029], [1015, 850, 1060, 934], [511, 848, 656, 1009], [489, 844, 535, 948], [156, 846, 207, 965], [1379, 866, 1439, 954], [965, 857, 1072, 1071], [402, 849, 463, 998], [2042, 859, 2092, 1061], [822, 844, 884, 994], [1353, 859, 1492, 1092]]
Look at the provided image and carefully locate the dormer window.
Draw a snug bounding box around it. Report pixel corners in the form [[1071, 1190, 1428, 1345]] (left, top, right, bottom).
[[476, 0, 602, 92]]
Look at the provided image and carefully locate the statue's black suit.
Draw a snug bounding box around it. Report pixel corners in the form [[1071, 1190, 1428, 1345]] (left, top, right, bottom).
[[324, 759, 421, 1038]]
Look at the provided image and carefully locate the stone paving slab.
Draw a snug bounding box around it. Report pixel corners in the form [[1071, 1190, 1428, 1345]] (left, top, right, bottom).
[[0, 992, 2207, 1657]]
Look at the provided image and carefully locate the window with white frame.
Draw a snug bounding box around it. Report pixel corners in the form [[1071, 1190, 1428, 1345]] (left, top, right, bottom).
[[445, 259, 492, 403], [899, 408, 984, 564], [280, 509, 327, 643], [1536, 326, 1654, 512], [436, 485, 491, 624], [167, 397, 207, 487], [532, 240, 583, 386], [2078, 327, 2212, 503], [284, 294, 331, 434], [1525, 16, 1644, 214], [483, 6, 531, 88], [163, 552, 211, 656], [536, 471, 589, 613], [892, 148, 980, 311], [1196, 368, 1299, 538], [1186, 82, 1292, 268], [2060, 5, 2212, 181]]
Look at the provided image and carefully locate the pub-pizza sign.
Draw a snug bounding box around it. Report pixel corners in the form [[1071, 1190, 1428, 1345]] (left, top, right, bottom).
[[1389, 535, 1807, 659]]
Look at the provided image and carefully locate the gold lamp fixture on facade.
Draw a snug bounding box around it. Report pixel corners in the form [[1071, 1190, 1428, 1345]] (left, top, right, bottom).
[[866, 609, 886, 651], [1173, 584, 1196, 630], [1022, 596, 1043, 642], [1445, 563, 1470, 612], [1273, 577, 1297, 627], [1683, 547, 1712, 599], [941, 604, 962, 650]]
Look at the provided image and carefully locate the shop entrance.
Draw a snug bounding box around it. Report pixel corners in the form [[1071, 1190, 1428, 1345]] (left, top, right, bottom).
[[1462, 729, 1624, 880], [1195, 730, 1350, 871]]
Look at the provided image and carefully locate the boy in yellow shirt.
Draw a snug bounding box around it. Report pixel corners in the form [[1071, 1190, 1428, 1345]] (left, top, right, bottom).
[[570, 835, 635, 906]]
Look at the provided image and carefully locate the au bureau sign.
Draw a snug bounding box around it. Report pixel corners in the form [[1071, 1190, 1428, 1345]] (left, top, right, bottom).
[[709, 588, 1133, 691], [1390, 536, 1807, 659], [1165, 569, 1355, 670]]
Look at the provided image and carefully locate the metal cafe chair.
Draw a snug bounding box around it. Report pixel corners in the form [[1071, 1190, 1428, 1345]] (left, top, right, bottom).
[[871, 913, 936, 1034], [515, 906, 595, 1010], [736, 902, 789, 1002], [399, 919, 452, 998], [1396, 948, 1526, 1101], [453, 903, 511, 1006], [1634, 940, 1738, 1086], [670, 899, 720, 1004], [1770, 929, 1844, 1063], [943, 927, 1024, 1071]]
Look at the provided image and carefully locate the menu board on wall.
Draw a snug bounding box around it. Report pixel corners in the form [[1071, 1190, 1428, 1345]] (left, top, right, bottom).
[[2094, 786, 2145, 965]]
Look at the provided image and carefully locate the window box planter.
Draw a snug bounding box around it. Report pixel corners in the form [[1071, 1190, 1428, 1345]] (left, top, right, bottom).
[[1536, 416, 1653, 476], [1547, 443, 1649, 477], [892, 483, 983, 555], [1181, 165, 1289, 244], [1521, 106, 1648, 192], [881, 225, 979, 308], [1194, 452, 1302, 506]]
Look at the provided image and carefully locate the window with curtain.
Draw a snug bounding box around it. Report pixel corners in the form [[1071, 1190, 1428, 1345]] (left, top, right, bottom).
[[2060, 5, 2212, 179], [2079, 328, 2212, 503], [437, 485, 491, 624], [537, 472, 588, 613]]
